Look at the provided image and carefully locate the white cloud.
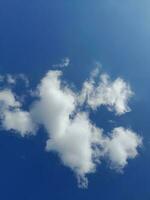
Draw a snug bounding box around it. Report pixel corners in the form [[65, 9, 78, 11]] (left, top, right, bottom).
[[2, 109, 36, 136], [45, 112, 105, 188], [52, 57, 70, 68], [31, 70, 76, 138], [30, 71, 106, 187], [78, 71, 133, 115], [105, 127, 142, 171], [0, 89, 20, 108], [30, 69, 141, 187], [0, 74, 29, 87], [0, 67, 142, 188], [6, 74, 16, 84], [0, 89, 36, 136]]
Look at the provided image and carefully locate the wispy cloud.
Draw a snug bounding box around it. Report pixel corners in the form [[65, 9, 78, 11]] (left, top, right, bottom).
[[52, 57, 70, 68], [0, 73, 29, 87], [78, 69, 133, 115]]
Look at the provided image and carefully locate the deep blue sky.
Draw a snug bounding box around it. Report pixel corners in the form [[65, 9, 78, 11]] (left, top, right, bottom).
[[0, 0, 150, 199]]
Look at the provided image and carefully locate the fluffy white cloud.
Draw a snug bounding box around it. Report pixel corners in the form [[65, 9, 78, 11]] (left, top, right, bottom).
[[31, 71, 103, 187], [0, 68, 142, 188], [0, 89, 20, 108], [2, 109, 36, 136], [0, 89, 36, 136], [31, 70, 76, 138], [78, 70, 133, 115], [46, 112, 105, 188], [30, 69, 141, 187], [105, 127, 142, 171]]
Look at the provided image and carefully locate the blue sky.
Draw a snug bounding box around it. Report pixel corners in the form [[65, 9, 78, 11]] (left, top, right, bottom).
[[0, 0, 150, 199]]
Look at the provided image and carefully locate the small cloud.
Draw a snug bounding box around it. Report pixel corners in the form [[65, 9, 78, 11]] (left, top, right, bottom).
[[52, 57, 70, 68], [78, 70, 133, 115], [0, 74, 29, 87], [18, 74, 30, 87], [105, 127, 142, 171], [0, 89, 36, 136], [6, 74, 16, 84], [108, 120, 116, 124]]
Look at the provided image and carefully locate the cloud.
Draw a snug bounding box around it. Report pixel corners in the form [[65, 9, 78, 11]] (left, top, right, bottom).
[[0, 73, 29, 87], [78, 70, 133, 115], [30, 69, 141, 187], [30, 71, 105, 187], [45, 112, 105, 188], [2, 109, 36, 136], [52, 57, 70, 68], [105, 127, 142, 171], [6, 74, 16, 84], [0, 67, 142, 188], [31, 70, 76, 137], [17, 74, 30, 87], [0, 89, 36, 136], [0, 89, 20, 108]]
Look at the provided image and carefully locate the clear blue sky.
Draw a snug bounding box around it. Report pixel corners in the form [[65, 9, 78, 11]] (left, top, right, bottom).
[[0, 0, 150, 199]]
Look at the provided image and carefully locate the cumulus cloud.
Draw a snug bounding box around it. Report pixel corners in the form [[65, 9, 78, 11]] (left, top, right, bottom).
[[2, 109, 36, 136], [30, 69, 141, 187], [105, 127, 142, 171], [78, 70, 133, 115], [0, 89, 20, 108], [45, 112, 105, 188], [0, 89, 36, 136], [30, 71, 105, 187], [0, 67, 142, 188], [31, 70, 76, 137]]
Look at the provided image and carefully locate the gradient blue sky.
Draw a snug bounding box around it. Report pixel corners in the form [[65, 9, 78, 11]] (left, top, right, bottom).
[[0, 0, 150, 199]]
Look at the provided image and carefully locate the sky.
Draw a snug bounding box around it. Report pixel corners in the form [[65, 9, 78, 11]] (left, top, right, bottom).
[[0, 0, 150, 199]]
